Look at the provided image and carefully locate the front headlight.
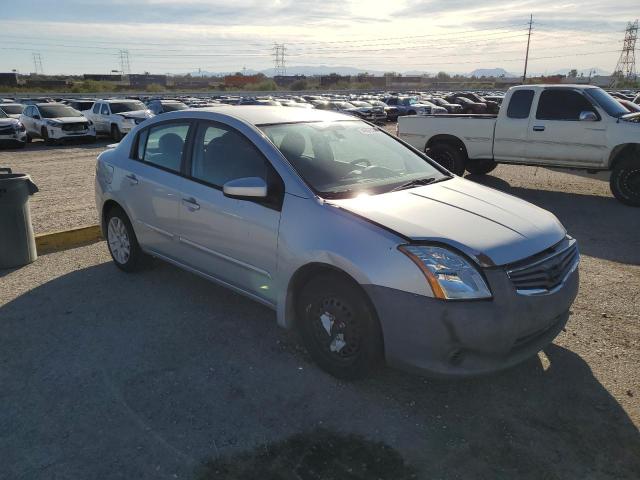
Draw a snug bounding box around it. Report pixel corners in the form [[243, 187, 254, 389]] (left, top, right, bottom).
[[14, 122, 26, 131], [399, 245, 492, 300]]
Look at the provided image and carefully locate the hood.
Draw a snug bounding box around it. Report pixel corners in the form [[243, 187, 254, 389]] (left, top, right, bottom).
[[117, 110, 153, 120], [0, 117, 19, 126], [46, 117, 89, 124], [327, 177, 566, 267]]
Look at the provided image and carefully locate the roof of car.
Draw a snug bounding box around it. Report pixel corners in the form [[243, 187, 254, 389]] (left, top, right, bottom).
[[196, 105, 351, 125]]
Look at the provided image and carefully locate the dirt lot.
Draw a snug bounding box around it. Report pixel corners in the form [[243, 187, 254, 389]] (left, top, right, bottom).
[[0, 139, 108, 234], [0, 129, 638, 479]]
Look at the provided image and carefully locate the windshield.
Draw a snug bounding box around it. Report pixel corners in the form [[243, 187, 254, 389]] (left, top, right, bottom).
[[0, 104, 23, 114], [110, 101, 146, 113], [261, 120, 448, 198], [585, 88, 629, 118], [401, 98, 417, 106], [162, 102, 188, 112], [38, 105, 83, 118]]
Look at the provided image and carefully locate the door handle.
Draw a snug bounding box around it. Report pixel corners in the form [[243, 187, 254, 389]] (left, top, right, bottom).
[[182, 197, 200, 211], [125, 174, 139, 185], [533, 126, 545, 132]]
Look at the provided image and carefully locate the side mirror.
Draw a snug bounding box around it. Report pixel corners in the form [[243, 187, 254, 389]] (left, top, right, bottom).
[[579, 111, 598, 122], [33, 115, 41, 120], [223, 177, 267, 199]]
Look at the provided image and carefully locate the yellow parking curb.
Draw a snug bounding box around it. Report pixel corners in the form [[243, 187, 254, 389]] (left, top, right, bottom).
[[36, 225, 103, 255]]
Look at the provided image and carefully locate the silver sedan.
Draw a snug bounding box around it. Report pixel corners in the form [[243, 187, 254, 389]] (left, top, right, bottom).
[[95, 106, 579, 379]]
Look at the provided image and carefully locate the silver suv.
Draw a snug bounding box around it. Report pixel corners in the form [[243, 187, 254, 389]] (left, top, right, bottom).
[[95, 106, 579, 379]]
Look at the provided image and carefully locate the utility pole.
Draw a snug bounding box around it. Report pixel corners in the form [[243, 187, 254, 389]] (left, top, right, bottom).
[[118, 49, 131, 76], [611, 20, 638, 87], [522, 14, 533, 84], [273, 44, 286, 77], [32, 52, 44, 75]]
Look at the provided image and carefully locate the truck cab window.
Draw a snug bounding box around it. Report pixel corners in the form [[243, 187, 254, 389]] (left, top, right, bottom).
[[536, 90, 598, 121]]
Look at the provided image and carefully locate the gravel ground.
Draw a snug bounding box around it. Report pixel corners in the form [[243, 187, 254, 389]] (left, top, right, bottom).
[[0, 139, 109, 234], [0, 125, 638, 479]]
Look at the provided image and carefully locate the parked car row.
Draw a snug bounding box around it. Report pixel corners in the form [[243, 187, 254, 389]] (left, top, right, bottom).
[[2, 87, 639, 149]]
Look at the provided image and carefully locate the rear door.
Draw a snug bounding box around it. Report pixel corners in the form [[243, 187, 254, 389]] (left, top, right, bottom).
[[120, 120, 192, 258], [172, 121, 283, 305], [493, 89, 535, 162], [524, 88, 607, 167]]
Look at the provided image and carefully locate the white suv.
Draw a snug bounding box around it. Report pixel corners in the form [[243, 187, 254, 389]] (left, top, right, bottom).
[[85, 99, 154, 141], [19, 103, 96, 145]]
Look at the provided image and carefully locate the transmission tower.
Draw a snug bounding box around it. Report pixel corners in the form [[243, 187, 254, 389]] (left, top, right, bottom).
[[32, 52, 44, 74], [611, 20, 638, 86], [273, 44, 286, 76], [118, 49, 131, 76]]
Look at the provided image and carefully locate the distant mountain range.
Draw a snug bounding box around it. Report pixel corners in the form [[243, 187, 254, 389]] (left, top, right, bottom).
[[186, 65, 609, 78]]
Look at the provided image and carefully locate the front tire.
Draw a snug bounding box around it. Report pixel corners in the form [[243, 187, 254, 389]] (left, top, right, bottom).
[[106, 206, 145, 272], [111, 124, 123, 142], [297, 274, 383, 380], [427, 142, 467, 176], [610, 157, 640, 207], [466, 159, 497, 175], [41, 127, 55, 146]]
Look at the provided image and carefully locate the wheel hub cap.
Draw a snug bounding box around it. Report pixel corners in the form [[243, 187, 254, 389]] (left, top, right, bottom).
[[107, 217, 131, 264]]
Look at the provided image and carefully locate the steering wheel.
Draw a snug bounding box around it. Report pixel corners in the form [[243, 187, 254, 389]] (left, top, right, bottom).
[[349, 158, 371, 168]]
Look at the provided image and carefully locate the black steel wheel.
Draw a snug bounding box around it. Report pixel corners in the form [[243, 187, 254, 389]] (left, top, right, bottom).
[[610, 157, 640, 207], [297, 273, 383, 379]]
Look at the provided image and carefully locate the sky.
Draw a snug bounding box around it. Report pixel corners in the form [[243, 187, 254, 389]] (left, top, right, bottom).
[[0, 0, 637, 76]]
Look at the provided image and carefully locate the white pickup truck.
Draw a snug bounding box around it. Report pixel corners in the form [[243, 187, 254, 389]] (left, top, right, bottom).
[[84, 99, 154, 141], [398, 84, 640, 206]]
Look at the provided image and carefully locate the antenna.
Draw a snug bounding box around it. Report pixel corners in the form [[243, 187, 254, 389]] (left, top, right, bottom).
[[522, 15, 533, 84], [273, 44, 286, 76], [611, 20, 638, 86], [32, 52, 44, 74]]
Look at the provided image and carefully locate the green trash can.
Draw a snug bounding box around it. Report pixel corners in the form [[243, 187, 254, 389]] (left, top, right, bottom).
[[0, 167, 39, 269]]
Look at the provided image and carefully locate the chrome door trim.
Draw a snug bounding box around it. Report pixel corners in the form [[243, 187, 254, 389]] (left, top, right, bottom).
[[178, 236, 272, 279], [145, 248, 276, 310]]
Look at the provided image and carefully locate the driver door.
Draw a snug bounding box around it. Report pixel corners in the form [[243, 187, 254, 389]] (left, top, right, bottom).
[[173, 121, 283, 304]]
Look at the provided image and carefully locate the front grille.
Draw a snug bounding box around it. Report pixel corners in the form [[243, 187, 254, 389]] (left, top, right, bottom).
[[0, 126, 14, 135], [62, 122, 89, 132], [507, 238, 579, 293]]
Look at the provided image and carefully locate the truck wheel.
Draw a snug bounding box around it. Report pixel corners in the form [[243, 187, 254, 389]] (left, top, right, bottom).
[[466, 159, 497, 175], [610, 157, 640, 207], [427, 142, 466, 176], [111, 124, 123, 142], [297, 273, 383, 380]]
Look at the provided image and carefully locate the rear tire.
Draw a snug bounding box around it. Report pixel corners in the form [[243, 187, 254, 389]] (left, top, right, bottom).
[[610, 157, 640, 207], [427, 142, 467, 176], [465, 159, 497, 175], [297, 273, 383, 380], [105, 206, 146, 272]]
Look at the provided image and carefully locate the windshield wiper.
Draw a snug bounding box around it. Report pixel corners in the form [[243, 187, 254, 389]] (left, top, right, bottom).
[[390, 176, 446, 192]]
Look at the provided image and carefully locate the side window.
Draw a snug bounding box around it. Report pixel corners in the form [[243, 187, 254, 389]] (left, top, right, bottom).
[[536, 90, 598, 121], [507, 90, 535, 119], [387, 98, 397, 106], [141, 122, 190, 173], [191, 123, 267, 188], [101, 104, 110, 115], [93, 103, 101, 114], [32, 107, 40, 118]]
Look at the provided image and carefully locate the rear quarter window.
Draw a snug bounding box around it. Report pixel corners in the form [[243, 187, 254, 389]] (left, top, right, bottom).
[[507, 90, 535, 119]]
